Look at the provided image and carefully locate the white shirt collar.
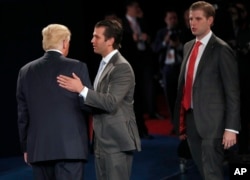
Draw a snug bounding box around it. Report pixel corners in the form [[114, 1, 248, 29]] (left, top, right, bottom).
[[197, 30, 212, 46], [46, 49, 63, 54], [102, 49, 118, 64]]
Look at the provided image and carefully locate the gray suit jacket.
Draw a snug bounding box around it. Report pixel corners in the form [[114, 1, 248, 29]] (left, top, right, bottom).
[[16, 51, 92, 163], [85, 52, 141, 153], [174, 34, 241, 138]]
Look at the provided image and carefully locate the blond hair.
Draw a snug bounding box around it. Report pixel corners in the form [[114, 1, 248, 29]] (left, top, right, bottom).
[[42, 24, 71, 51]]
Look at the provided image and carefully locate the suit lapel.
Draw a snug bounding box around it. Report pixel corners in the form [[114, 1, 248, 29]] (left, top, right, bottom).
[[179, 40, 195, 87], [96, 52, 119, 90], [179, 35, 217, 90], [194, 35, 216, 80]]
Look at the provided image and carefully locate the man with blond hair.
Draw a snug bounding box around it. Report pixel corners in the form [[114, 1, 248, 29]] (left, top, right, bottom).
[[16, 24, 92, 180]]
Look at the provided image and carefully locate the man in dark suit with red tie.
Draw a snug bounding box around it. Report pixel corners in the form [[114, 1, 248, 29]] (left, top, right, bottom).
[[173, 1, 241, 180]]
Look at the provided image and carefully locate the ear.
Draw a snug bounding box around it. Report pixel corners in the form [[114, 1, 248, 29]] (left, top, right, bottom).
[[208, 16, 214, 27], [62, 39, 70, 56], [107, 37, 115, 46], [63, 39, 68, 49]]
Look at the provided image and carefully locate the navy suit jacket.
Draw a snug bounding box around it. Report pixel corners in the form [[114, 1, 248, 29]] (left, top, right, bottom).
[[16, 51, 92, 163]]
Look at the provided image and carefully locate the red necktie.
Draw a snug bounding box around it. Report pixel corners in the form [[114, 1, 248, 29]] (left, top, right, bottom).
[[182, 41, 201, 110]]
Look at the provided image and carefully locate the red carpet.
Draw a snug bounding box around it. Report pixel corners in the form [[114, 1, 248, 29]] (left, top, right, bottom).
[[145, 94, 174, 136], [145, 119, 173, 136]]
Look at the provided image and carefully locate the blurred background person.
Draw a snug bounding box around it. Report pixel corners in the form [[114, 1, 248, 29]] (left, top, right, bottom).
[[233, 1, 250, 155], [121, 0, 162, 139], [152, 8, 183, 126]]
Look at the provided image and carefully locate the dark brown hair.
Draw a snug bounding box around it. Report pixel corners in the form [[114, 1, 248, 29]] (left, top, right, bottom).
[[190, 1, 216, 19], [95, 19, 123, 49]]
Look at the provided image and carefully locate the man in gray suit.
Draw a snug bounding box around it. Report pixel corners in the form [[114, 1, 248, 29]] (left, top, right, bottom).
[[16, 24, 92, 180], [173, 1, 241, 180], [57, 19, 141, 180]]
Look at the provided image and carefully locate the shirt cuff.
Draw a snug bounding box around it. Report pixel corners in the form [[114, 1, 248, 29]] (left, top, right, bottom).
[[225, 129, 239, 134], [79, 87, 88, 100]]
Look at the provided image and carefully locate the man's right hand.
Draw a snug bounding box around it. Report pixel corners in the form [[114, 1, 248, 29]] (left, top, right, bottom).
[[24, 152, 31, 166], [57, 73, 84, 93]]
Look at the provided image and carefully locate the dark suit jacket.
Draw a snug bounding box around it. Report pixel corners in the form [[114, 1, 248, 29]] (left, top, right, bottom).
[[84, 52, 141, 153], [121, 16, 153, 69], [16, 51, 92, 163], [174, 34, 241, 138]]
